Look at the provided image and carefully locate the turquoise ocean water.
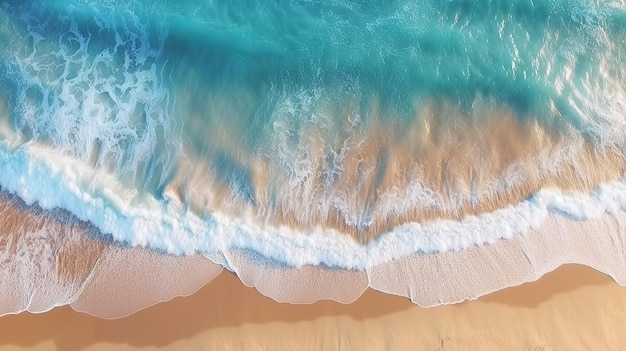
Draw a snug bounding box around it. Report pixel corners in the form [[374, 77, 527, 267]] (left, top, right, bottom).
[[1, 0, 626, 269]]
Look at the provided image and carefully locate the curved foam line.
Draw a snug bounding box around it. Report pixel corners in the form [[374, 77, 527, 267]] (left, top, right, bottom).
[[1, 141, 626, 272], [217, 210, 626, 308]]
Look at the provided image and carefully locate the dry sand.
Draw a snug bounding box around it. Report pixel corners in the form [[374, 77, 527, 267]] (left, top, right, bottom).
[[0, 264, 625, 351]]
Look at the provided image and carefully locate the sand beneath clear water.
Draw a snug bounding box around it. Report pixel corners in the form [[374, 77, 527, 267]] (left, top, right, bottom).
[[1, 155, 626, 349], [3, 188, 626, 350], [0, 263, 624, 351]]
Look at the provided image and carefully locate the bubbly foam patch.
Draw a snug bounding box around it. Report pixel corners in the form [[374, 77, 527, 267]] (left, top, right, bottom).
[[0, 1, 177, 190]]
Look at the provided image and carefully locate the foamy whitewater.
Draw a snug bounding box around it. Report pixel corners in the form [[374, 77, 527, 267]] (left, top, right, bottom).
[[2, 0, 626, 316]]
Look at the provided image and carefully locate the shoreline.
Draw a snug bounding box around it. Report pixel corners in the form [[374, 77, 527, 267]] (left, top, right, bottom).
[[0, 264, 624, 350], [1, 180, 626, 316], [1, 180, 626, 349]]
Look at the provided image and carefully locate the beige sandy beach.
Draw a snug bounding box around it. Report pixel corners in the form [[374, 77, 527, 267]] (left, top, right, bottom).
[[0, 263, 625, 351]]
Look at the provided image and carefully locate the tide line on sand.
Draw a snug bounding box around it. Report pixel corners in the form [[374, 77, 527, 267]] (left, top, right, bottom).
[[66, 201, 626, 318], [1, 185, 625, 319]]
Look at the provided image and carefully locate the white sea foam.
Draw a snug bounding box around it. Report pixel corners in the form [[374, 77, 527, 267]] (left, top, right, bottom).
[[2, 0, 626, 274], [1, 140, 626, 271], [0, 2, 177, 189]]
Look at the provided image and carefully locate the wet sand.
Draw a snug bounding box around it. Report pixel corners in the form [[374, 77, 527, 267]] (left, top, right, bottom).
[[0, 264, 624, 351]]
